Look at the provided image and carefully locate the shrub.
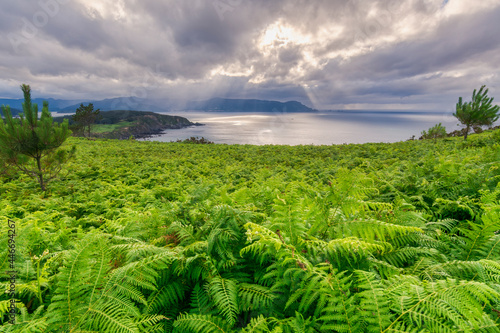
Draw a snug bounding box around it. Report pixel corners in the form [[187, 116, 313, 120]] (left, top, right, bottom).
[[420, 123, 447, 141]]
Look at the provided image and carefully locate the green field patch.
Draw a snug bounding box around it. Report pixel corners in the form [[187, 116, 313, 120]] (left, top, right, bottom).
[[92, 121, 134, 133]]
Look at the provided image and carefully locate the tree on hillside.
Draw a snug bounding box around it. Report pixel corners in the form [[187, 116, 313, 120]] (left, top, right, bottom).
[[420, 123, 447, 142], [453, 85, 500, 140], [0, 84, 75, 191], [71, 103, 102, 137]]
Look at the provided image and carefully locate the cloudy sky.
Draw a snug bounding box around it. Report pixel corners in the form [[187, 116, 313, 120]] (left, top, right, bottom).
[[1, 0, 499, 110]]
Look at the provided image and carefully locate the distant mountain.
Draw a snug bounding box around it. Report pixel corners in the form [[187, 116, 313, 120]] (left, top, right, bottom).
[[59, 97, 168, 113], [0, 97, 166, 113], [185, 98, 316, 112], [0, 98, 88, 112], [1, 96, 316, 115]]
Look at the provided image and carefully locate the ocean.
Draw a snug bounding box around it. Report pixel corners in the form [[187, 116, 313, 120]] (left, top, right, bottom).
[[142, 110, 461, 145]]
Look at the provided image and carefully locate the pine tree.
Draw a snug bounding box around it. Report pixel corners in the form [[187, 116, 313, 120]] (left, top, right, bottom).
[[0, 84, 74, 191], [454, 85, 500, 140], [71, 103, 102, 138]]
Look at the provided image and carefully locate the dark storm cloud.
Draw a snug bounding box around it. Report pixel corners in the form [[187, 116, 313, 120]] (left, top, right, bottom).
[[313, 4, 500, 108], [42, 5, 111, 51], [341, 7, 500, 80], [0, 0, 499, 110]]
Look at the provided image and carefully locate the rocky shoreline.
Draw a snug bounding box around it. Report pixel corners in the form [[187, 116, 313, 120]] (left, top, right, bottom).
[[107, 122, 204, 140]]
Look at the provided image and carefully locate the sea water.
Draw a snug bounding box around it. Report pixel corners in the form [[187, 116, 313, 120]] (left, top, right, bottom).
[[141, 110, 462, 145]]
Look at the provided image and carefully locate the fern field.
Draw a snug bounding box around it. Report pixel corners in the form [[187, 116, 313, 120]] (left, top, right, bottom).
[[1, 130, 500, 332]]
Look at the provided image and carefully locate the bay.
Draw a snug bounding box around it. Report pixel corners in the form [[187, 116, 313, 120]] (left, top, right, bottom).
[[142, 110, 461, 145]]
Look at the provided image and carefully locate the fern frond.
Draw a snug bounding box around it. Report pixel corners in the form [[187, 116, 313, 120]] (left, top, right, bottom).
[[207, 227, 239, 269], [379, 247, 443, 268], [87, 302, 139, 333], [0, 300, 25, 322], [356, 270, 393, 332], [46, 233, 173, 333], [459, 209, 500, 261], [425, 219, 459, 233], [282, 311, 317, 333], [458, 313, 500, 333], [383, 322, 420, 333], [326, 237, 390, 268], [240, 223, 285, 264], [238, 283, 275, 312], [0, 305, 48, 333], [182, 241, 209, 255], [385, 277, 500, 332], [283, 265, 361, 332], [173, 313, 231, 333], [146, 280, 186, 314], [420, 260, 500, 281], [405, 308, 455, 332], [108, 249, 176, 292], [479, 259, 500, 283], [47, 233, 108, 330], [111, 243, 165, 263], [167, 221, 196, 245], [285, 267, 325, 315], [208, 276, 239, 327], [368, 257, 404, 278], [334, 219, 423, 244], [241, 315, 271, 333], [473, 235, 500, 260], [189, 282, 214, 315], [109, 281, 147, 306], [134, 314, 168, 333]]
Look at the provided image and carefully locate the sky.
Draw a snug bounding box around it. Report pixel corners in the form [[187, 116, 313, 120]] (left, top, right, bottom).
[[0, 0, 499, 111]]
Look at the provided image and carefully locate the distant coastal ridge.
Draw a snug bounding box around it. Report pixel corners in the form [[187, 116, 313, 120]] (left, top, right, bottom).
[[0, 96, 316, 115], [1, 95, 449, 115], [184, 98, 316, 113]]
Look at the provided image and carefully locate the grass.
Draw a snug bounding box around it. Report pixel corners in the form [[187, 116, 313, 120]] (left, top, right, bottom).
[[91, 121, 134, 133]]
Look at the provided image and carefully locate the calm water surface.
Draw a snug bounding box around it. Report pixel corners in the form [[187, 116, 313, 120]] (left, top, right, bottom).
[[141, 110, 461, 145]]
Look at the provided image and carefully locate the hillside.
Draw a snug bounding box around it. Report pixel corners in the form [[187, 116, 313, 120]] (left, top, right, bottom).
[[2, 96, 317, 113], [1, 130, 500, 331], [54, 110, 199, 139], [0, 97, 161, 113], [186, 97, 316, 112], [58, 98, 166, 113], [0, 98, 87, 112]]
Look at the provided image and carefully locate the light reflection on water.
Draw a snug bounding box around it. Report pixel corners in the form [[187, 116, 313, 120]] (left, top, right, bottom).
[[140, 111, 463, 145]]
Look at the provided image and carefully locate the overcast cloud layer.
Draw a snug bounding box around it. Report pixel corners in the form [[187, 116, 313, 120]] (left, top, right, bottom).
[[1, 0, 499, 110]]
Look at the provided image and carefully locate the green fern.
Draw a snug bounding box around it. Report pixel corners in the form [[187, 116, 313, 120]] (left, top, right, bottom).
[[238, 283, 275, 312], [189, 283, 214, 315], [173, 313, 231, 333], [0, 305, 48, 333], [384, 276, 500, 332], [46, 233, 169, 332], [356, 270, 393, 332], [208, 276, 239, 327]]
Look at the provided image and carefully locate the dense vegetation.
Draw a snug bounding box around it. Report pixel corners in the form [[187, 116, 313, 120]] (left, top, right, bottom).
[[420, 123, 447, 141], [1, 129, 500, 332]]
